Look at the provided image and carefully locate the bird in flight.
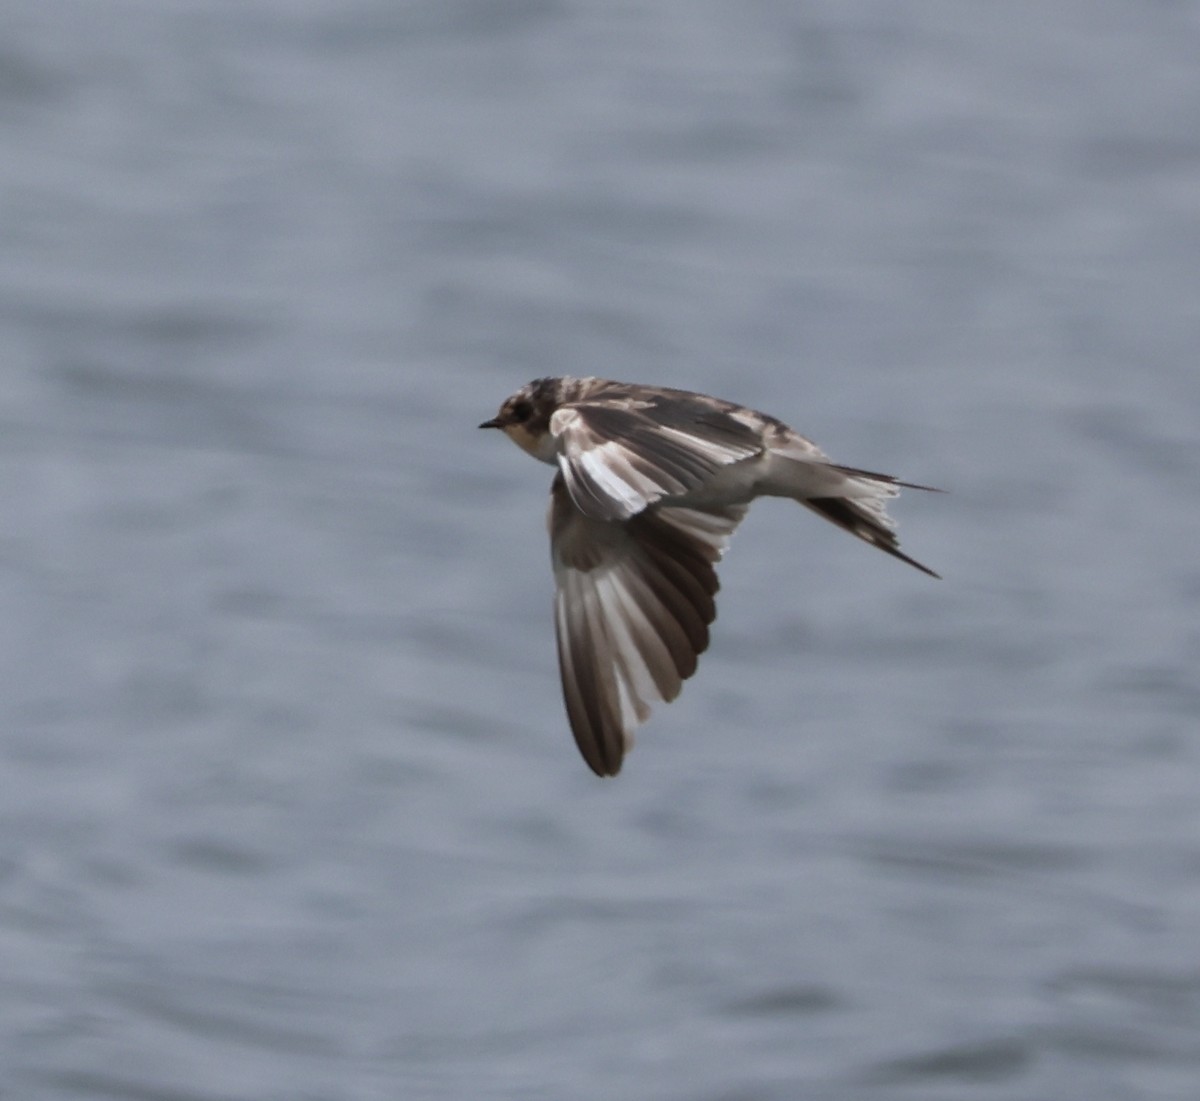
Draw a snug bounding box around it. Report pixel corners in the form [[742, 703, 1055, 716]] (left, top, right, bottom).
[[481, 377, 939, 777]]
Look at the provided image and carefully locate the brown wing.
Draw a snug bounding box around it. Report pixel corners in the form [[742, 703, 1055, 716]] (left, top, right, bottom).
[[549, 398, 763, 521], [548, 473, 747, 776]]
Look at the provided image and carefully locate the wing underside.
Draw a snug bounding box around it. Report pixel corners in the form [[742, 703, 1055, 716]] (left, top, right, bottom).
[[549, 474, 746, 775]]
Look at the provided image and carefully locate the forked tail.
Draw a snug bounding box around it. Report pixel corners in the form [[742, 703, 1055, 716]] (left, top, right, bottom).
[[803, 467, 941, 578]]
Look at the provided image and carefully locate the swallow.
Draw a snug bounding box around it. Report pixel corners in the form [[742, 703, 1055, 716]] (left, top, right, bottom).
[[481, 376, 939, 776]]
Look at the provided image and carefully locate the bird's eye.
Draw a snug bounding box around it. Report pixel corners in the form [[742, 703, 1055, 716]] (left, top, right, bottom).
[[510, 400, 533, 422]]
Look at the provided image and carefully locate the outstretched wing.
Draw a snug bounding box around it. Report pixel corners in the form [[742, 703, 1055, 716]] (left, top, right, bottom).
[[549, 394, 763, 522], [549, 473, 747, 776]]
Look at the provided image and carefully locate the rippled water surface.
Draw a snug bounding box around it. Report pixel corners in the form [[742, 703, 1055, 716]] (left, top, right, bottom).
[[2, 2, 1199, 1098]]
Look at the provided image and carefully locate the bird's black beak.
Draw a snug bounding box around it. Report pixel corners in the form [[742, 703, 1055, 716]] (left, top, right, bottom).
[[479, 416, 503, 429]]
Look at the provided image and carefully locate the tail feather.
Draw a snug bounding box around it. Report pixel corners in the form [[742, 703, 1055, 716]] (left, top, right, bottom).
[[827, 463, 946, 495], [802, 493, 941, 579]]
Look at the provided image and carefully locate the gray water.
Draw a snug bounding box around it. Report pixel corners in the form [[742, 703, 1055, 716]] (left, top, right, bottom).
[[2, 2, 1199, 1098]]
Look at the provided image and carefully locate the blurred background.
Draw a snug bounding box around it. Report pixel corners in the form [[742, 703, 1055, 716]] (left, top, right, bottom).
[[2, 2, 1198, 1098]]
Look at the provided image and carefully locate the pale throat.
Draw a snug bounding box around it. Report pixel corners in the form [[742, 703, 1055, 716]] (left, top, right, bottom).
[[505, 423, 558, 464]]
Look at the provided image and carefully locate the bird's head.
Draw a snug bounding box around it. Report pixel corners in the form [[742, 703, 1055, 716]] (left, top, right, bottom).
[[479, 378, 563, 461]]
